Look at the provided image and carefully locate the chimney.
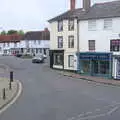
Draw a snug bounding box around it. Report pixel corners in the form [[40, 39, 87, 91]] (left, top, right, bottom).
[[83, 0, 91, 11], [70, 0, 76, 10], [44, 28, 48, 31]]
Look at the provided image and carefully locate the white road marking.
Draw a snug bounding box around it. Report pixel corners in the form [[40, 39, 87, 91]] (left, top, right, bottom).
[[85, 112, 93, 115], [95, 108, 100, 112], [107, 106, 119, 115], [78, 113, 106, 120], [0, 80, 22, 114], [78, 114, 84, 117]]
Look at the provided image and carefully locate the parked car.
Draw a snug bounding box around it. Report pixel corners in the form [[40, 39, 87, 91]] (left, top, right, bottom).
[[32, 54, 44, 63], [15, 53, 23, 57]]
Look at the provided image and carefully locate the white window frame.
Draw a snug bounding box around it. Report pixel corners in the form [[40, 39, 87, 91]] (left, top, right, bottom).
[[68, 19, 74, 31], [104, 18, 112, 30], [68, 55, 74, 67], [88, 20, 96, 31], [68, 36, 74, 48], [58, 21, 63, 32], [58, 36, 63, 48]]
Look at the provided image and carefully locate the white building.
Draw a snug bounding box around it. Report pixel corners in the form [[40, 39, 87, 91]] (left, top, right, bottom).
[[48, 0, 87, 71], [0, 28, 50, 57], [78, 0, 120, 79]]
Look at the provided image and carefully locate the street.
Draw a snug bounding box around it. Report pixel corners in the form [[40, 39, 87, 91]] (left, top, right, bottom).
[[0, 56, 120, 120]]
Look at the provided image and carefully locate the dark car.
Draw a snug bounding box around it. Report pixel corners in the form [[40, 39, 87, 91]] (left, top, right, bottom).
[[32, 54, 44, 63]]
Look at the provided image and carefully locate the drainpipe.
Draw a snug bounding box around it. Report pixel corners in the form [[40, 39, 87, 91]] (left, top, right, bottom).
[[77, 19, 80, 72]]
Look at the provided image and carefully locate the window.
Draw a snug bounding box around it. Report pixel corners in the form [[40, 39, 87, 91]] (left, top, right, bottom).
[[104, 19, 112, 30], [58, 21, 63, 32], [88, 20, 96, 31], [3, 43, 5, 47], [68, 55, 74, 67], [44, 49, 46, 55], [110, 40, 120, 51], [58, 36, 63, 48], [14, 43, 17, 47], [54, 54, 63, 65], [34, 40, 36, 44], [7, 43, 9, 47], [68, 36, 74, 48], [88, 40, 95, 51], [38, 40, 41, 45], [68, 19, 74, 31]]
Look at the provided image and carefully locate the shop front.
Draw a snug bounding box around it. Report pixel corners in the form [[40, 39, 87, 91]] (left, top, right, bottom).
[[49, 50, 64, 69], [78, 52, 113, 78]]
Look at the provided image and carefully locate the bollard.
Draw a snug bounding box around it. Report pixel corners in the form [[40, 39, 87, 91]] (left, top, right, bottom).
[[10, 71, 13, 82], [2, 88, 6, 100], [9, 82, 12, 90]]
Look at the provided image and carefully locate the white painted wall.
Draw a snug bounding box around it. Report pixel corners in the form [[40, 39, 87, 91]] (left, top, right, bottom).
[[79, 17, 120, 52], [50, 19, 78, 70]]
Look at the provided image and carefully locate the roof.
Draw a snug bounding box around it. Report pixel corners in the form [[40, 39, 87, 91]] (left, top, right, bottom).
[[0, 34, 23, 43], [48, 8, 86, 23], [23, 30, 50, 40], [79, 0, 120, 20]]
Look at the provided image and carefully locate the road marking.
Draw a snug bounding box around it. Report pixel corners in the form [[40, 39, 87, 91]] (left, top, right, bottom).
[[107, 106, 119, 115], [78, 114, 84, 117], [85, 112, 92, 115], [0, 80, 22, 114], [95, 108, 100, 112], [77, 114, 106, 120]]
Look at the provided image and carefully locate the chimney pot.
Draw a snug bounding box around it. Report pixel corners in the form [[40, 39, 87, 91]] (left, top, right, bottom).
[[83, 0, 91, 11], [70, 0, 76, 10]]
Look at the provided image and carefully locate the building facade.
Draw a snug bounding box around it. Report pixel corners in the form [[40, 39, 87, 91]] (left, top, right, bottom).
[[49, 0, 87, 71], [78, 0, 120, 79]]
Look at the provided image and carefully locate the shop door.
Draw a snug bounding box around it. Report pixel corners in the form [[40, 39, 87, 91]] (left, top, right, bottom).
[[116, 59, 120, 79], [92, 60, 99, 75]]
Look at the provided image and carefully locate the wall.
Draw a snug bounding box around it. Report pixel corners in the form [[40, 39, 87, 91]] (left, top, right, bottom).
[[79, 17, 120, 52]]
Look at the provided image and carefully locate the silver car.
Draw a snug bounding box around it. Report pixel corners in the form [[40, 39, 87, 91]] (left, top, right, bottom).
[[32, 54, 44, 63]]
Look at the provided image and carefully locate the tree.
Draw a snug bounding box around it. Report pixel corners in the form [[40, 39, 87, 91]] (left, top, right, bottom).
[[7, 30, 18, 35], [1, 30, 6, 35], [18, 30, 24, 35]]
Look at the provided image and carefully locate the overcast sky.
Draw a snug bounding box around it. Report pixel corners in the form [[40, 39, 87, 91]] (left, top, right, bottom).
[[0, 0, 116, 31]]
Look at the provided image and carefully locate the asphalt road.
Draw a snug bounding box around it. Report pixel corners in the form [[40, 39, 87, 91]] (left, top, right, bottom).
[[0, 56, 120, 120]]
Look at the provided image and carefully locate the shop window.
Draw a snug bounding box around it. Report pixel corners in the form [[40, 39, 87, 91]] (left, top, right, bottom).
[[58, 21, 63, 32], [99, 61, 109, 74], [54, 54, 63, 65], [68, 36, 74, 48], [44, 49, 46, 55], [58, 36, 63, 48], [81, 60, 90, 73], [36, 49, 38, 54], [68, 55, 74, 67], [68, 19, 74, 31], [88, 20, 96, 31], [110, 40, 120, 51], [88, 40, 95, 51]]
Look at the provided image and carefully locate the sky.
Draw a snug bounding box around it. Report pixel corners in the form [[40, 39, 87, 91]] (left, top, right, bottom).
[[0, 0, 116, 31]]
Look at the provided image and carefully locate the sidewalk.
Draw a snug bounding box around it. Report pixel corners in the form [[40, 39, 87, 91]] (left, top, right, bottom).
[[0, 77, 18, 110], [59, 71, 120, 86]]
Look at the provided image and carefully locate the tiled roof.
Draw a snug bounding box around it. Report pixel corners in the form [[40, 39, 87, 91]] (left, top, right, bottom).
[[79, 0, 120, 20], [48, 8, 86, 23], [23, 30, 50, 40], [0, 34, 23, 43]]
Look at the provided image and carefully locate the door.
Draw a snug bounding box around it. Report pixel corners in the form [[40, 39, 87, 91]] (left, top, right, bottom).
[[116, 59, 120, 79], [92, 60, 99, 75]]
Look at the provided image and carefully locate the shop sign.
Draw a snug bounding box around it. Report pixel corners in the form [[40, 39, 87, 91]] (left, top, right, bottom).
[[79, 53, 112, 61]]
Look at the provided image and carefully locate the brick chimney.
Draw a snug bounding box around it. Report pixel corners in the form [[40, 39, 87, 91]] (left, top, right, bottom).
[[83, 0, 91, 11], [70, 0, 76, 10]]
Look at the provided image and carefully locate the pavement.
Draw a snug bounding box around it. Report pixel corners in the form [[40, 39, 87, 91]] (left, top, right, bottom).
[[0, 65, 21, 115], [0, 56, 120, 120], [58, 71, 120, 86]]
